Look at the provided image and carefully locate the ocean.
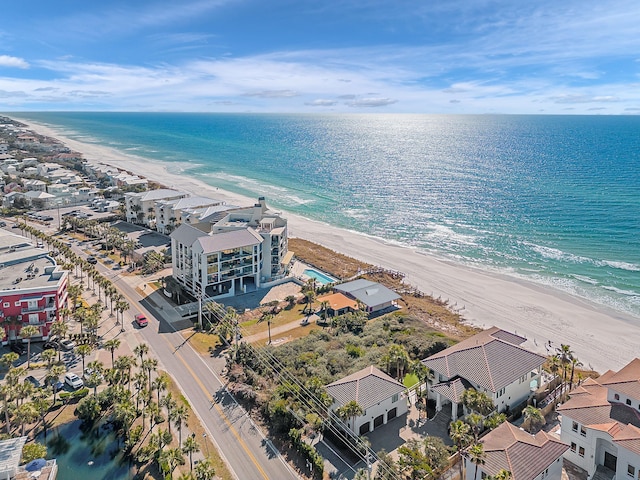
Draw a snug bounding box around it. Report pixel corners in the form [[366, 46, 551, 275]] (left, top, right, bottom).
[[11, 112, 640, 319]]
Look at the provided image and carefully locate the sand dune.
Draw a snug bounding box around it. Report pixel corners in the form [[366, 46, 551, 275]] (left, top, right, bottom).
[[14, 117, 639, 373]]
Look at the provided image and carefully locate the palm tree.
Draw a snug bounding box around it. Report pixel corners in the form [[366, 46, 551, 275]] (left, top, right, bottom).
[[336, 400, 364, 431], [319, 300, 330, 324], [450, 420, 472, 478], [103, 338, 121, 368], [494, 469, 512, 480], [134, 343, 149, 365], [15, 402, 37, 436], [171, 404, 189, 446], [76, 343, 94, 372], [569, 356, 584, 390], [194, 457, 216, 480], [0, 384, 13, 435], [467, 443, 486, 480], [258, 312, 274, 344], [522, 405, 545, 433], [556, 344, 574, 398], [466, 412, 484, 441], [114, 355, 136, 393], [152, 373, 169, 405], [388, 344, 409, 380], [19, 324, 39, 368], [182, 434, 200, 471], [41, 348, 56, 367], [46, 364, 66, 404], [142, 358, 158, 391], [160, 447, 185, 479]]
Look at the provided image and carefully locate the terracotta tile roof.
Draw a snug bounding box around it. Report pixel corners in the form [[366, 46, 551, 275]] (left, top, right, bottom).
[[422, 327, 545, 392], [558, 359, 640, 456], [479, 422, 568, 480], [317, 293, 358, 311], [613, 424, 640, 456], [600, 358, 640, 400], [326, 365, 405, 411]]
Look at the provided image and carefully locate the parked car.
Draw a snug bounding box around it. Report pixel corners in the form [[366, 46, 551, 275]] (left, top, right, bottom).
[[135, 314, 148, 327], [64, 372, 84, 389], [25, 375, 42, 388], [87, 256, 98, 264], [59, 339, 76, 351], [10, 343, 26, 355], [83, 367, 103, 381], [46, 377, 65, 392], [43, 340, 59, 350], [0, 221, 6, 227]]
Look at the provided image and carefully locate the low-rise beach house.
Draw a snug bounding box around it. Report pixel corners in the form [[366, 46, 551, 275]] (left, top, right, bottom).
[[326, 365, 408, 435], [422, 327, 546, 420], [170, 197, 288, 298]]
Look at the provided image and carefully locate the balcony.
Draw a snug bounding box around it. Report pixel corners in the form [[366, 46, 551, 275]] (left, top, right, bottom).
[[22, 306, 43, 314]]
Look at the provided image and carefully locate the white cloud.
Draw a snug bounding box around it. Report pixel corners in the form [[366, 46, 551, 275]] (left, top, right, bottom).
[[0, 55, 29, 69]]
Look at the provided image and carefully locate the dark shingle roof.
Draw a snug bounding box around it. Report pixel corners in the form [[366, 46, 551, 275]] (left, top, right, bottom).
[[480, 422, 568, 480], [422, 327, 545, 392], [326, 366, 405, 411]]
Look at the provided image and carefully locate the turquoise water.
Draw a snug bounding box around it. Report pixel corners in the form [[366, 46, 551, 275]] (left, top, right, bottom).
[[42, 420, 132, 480], [9, 113, 640, 318], [303, 268, 337, 285]]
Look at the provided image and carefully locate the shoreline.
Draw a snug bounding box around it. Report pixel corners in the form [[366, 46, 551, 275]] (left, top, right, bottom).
[[10, 115, 640, 372]]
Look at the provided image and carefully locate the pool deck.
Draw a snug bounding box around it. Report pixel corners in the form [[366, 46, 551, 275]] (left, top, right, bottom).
[[291, 260, 336, 284]]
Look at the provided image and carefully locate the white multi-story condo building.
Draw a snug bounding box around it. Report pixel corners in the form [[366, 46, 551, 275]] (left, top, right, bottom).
[[125, 189, 188, 227], [155, 196, 225, 234], [170, 197, 288, 298]]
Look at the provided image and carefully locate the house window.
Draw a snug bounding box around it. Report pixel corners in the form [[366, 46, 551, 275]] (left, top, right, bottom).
[[628, 465, 635, 477], [626, 399, 632, 406], [580, 426, 586, 437], [579, 447, 585, 458], [3, 302, 9, 308], [572, 421, 578, 432], [14, 301, 21, 306], [615, 393, 620, 400], [392, 394, 399, 403], [571, 442, 576, 452]]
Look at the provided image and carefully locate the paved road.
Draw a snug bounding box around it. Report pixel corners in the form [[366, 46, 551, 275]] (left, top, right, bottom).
[[107, 267, 301, 480]]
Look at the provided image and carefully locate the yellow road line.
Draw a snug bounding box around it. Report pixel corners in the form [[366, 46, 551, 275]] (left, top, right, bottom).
[[158, 334, 270, 480], [117, 286, 269, 480]]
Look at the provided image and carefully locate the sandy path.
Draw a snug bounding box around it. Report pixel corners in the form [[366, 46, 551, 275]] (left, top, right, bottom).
[[13, 116, 639, 372]]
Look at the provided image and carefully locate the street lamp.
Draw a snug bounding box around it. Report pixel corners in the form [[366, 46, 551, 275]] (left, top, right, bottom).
[[202, 433, 209, 457]]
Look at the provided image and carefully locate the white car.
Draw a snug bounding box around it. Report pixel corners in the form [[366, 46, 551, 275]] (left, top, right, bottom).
[[64, 372, 84, 390]]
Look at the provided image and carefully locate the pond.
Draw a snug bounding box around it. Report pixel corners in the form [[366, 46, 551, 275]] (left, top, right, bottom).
[[40, 420, 134, 480]]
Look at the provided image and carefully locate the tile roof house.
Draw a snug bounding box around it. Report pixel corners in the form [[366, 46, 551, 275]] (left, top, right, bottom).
[[326, 366, 408, 435], [558, 358, 640, 479], [333, 279, 400, 313], [423, 327, 546, 420], [465, 422, 568, 480]]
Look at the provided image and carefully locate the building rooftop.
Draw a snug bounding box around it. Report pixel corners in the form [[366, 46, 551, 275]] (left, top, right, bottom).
[[422, 326, 546, 393], [0, 231, 64, 291], [130, 188, 186, 202], [317, 292, 359, 312], [196, 228, 263, 253], [0, 436, 27, 479], [480, 422, 568, 480], [326, 365, 405, 411], [334, 280, 400, 308]]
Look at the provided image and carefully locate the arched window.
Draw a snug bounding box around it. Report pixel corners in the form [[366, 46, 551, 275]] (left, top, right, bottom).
[[614, 393, 620, 400]]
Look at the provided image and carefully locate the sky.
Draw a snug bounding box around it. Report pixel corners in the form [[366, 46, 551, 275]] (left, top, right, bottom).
[[1, 0, 640, 114]]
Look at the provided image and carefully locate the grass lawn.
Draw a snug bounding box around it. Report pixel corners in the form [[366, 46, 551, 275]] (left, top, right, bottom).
[[181, 330, 223, 356], [239, 304, 311, 336], [403, 373, 419, 388]]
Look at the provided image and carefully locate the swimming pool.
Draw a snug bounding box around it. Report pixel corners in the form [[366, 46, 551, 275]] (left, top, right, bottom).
[[303, 268, 336, 285]]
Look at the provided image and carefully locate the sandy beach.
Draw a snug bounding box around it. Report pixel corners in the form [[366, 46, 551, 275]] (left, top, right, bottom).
[[12, 116, 639, 373]]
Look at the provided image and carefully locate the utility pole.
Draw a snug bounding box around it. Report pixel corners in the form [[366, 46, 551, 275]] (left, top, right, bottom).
[[197, 283, 203, 331]]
